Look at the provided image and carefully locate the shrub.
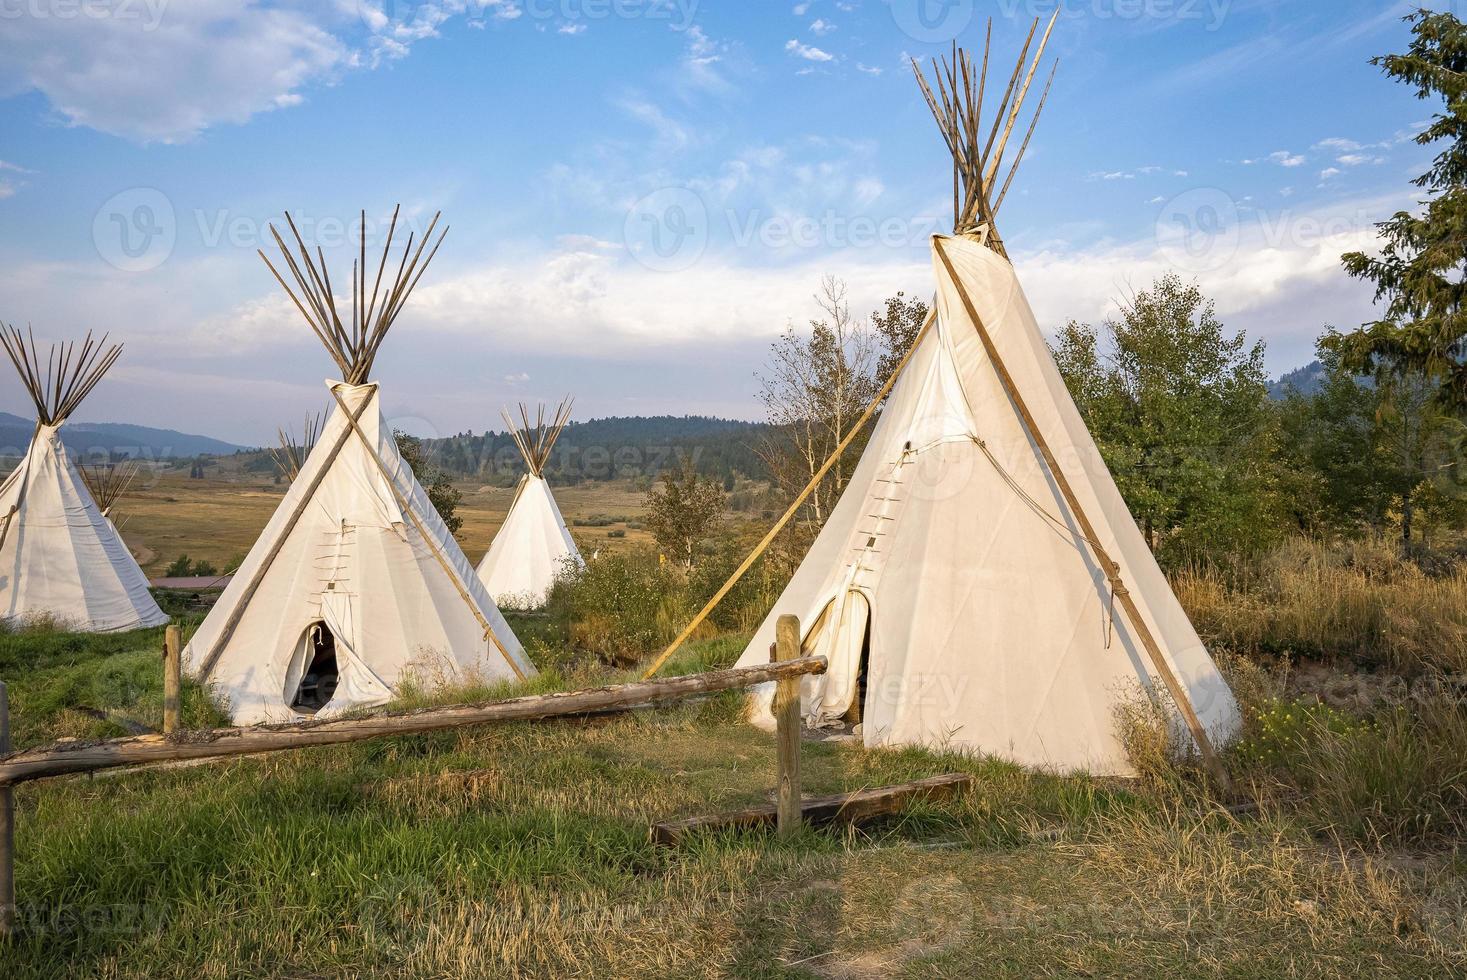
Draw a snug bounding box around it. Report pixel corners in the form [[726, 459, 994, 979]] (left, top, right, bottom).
[[164, 555, 192, 577], [545, 546, 683, 666]]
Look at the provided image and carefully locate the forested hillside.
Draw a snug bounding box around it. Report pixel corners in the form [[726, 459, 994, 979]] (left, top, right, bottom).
[[421, 415, 772, 485]]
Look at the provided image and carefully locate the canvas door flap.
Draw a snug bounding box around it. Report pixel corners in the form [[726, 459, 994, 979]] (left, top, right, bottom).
[[315, 590, 393, 716]]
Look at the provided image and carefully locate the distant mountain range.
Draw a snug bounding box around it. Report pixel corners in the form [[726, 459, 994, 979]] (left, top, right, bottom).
[[0, 412, 245, 460], [0, 363, 1335, 467], [1267, 361, 1328, 400]]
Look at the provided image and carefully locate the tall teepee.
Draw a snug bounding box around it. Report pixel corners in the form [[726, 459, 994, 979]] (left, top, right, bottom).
[[476, 398, 582, 609], [0, 326, 166, 632], [184, 207, 534, 724], [659, 18, 1240, 778]]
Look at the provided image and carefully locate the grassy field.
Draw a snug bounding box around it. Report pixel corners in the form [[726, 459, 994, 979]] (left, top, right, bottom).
[[119, 472, 656, 577], [1, 622, 1464, 978]]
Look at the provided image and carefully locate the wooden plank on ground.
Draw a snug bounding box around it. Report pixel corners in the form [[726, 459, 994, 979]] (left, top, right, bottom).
[[649, 773, 973, 845]]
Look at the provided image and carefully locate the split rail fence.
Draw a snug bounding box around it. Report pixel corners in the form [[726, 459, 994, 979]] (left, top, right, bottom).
[[0, 616, 823, 937]]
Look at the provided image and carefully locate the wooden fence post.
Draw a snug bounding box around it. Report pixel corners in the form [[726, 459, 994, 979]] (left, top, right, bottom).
[[773, 615, 802, 839], [163, 626, 181, 735], [0, 681, 14, 939]]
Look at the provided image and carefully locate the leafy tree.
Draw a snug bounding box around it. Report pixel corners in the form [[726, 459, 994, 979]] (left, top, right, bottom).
[[645, 460, 726, 568], [164, 555, 192, 577], [756, 277, 880, 533], [1281, 337, 1467, 546], [872, 290, 930, 385], [1051, 274, 1280, 564], [1331, 9, 1467, 404], [395, 430, 463, 536]]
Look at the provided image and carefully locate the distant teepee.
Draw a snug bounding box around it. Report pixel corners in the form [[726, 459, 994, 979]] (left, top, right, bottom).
[[0, 326, 166, 632], [268, 413, 323, 482], [476, 398, 582, 609], [184, 207, 533, 724]]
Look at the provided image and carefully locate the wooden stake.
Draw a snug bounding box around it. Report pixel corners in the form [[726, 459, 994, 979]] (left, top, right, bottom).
[[162, 625, 181, 735], [932, 238, 1230, 792], [0, 682, 13, 939], [0, 656, 827, 788], [641, 309, 938, 680], [773, 614, 802, 840]]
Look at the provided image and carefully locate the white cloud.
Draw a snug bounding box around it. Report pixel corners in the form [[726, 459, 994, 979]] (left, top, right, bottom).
[[1315, 137, 1363, 152], [558, 22, 587, 35], [856, 63, 883, 76], [0, 180, 18, 200], [616, 98, 692, 153], [793, 2, 812, 13], [1318, 167, 1342, 181], [504, 372, 530, 384], [810, 18, 836, 35], [679, 25, 733, 96], [0, 0, 351, 143], [1336, 153, 1384, 167], [785, 40, 835, 63], [1268, 151, 1306, 168]]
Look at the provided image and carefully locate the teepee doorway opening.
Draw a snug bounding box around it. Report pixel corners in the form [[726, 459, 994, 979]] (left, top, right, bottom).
[[802, 591, 873, 726], [288, 622, 340, 715]]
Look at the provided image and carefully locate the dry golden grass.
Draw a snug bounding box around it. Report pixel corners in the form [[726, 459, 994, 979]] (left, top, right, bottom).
[[1174, 537, 1467, 674], [115, 472, 658, 576]]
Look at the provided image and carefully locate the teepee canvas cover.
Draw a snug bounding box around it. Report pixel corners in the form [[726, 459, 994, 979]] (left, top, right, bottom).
[[477, 399, 582, 608], [184, 208, 533, 724], [725, 22, 1239, 775], [0, 328, 166, 632]]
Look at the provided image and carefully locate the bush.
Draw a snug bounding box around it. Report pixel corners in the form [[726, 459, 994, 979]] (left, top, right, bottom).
[[1233, 694, 1467, 848], [544, 547, 683, 667], [542, 537, 787, 668]]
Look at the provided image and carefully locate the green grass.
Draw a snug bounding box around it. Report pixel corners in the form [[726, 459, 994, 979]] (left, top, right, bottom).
[[1, 625, 1464, 977]]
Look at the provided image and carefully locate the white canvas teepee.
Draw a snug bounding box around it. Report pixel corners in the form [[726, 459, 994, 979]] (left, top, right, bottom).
[[184, 207, 534, 724], [724, 22, 1240, 776], [0, 327, 166, 633], [477, 399, 582, 609]]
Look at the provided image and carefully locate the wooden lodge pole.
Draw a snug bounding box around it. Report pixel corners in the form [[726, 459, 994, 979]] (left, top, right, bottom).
[[0, 681, 14, 939], [642, 310, 938, 680], [162, 626, 181, 735], [773, 615, 802, 839]]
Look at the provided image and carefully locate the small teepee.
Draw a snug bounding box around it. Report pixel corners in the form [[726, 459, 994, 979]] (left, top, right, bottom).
[[0, 326, 166, 632], [662, 18, 1240, 778], [476, 398, 582, 609], [184, 207, 534, 724]]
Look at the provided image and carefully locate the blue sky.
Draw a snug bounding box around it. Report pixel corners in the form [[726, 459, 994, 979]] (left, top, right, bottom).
[[0, 0, 1450, 445]]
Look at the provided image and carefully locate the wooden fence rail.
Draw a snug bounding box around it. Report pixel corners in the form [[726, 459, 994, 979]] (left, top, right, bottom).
[[0, 636, 823, 940], [0, 655, 826, 788]]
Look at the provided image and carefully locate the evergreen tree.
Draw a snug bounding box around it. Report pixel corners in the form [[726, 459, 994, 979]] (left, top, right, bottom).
[[1332, 10, 1467, 403]]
